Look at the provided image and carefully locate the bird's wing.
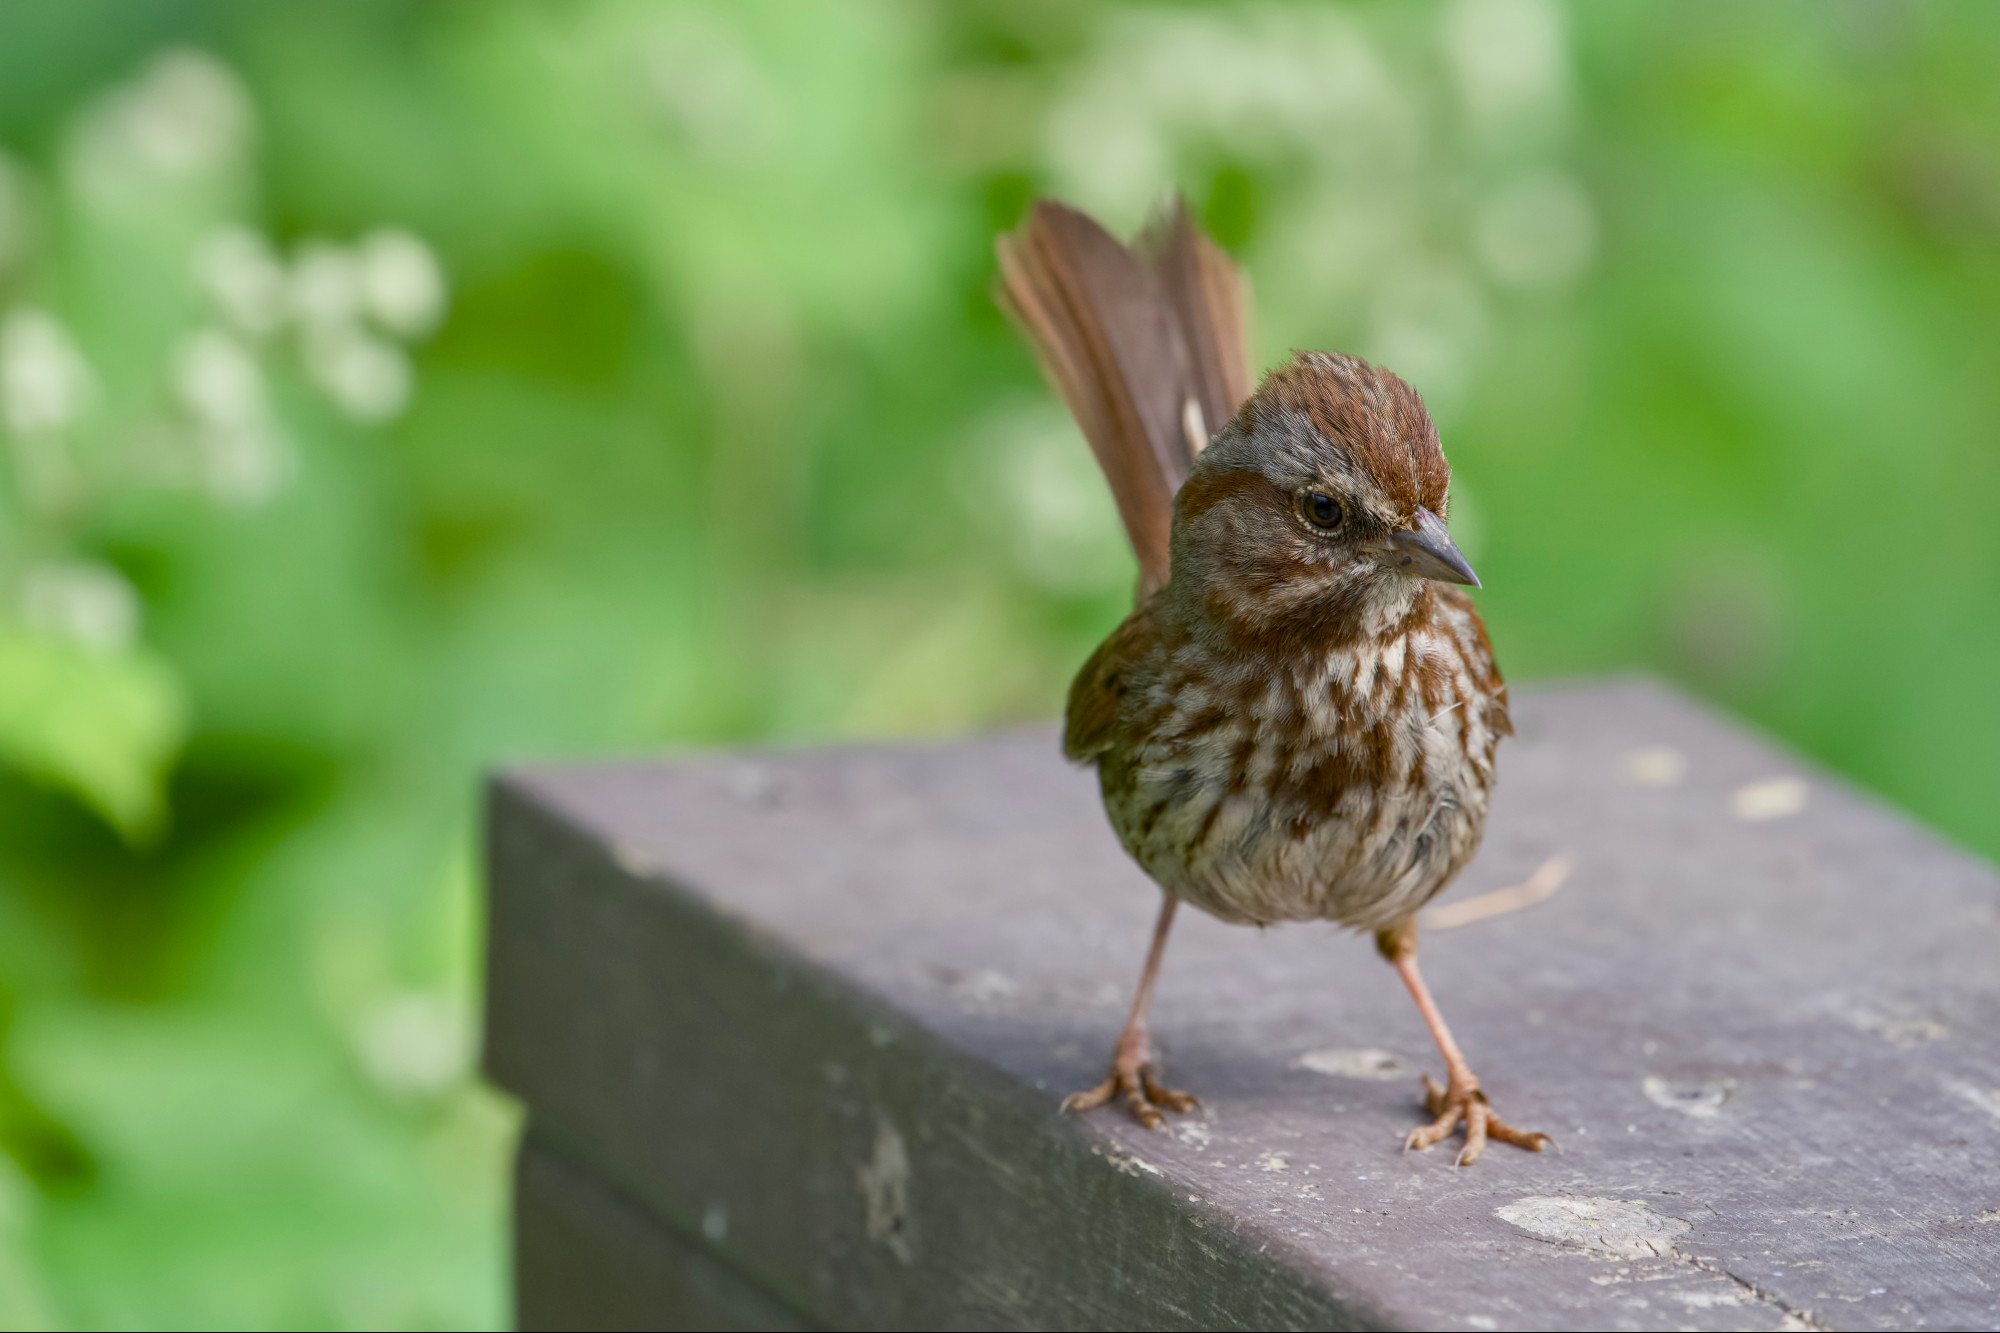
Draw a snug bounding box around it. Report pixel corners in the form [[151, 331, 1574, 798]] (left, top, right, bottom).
[[1063, 601, 1160, 763], [997, 199, 1253, 600]]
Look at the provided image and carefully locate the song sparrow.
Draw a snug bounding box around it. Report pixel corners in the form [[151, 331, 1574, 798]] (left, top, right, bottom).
[[996, 199, 1548, 1164]]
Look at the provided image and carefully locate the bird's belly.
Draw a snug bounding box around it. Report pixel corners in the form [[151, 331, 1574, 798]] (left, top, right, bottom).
[[1102, 738, 1489, 932]]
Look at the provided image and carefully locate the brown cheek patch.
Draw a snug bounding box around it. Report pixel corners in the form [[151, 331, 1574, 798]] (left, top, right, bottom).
[[1174, 466, 1289, 526], [1202, 573, 1374, 664]]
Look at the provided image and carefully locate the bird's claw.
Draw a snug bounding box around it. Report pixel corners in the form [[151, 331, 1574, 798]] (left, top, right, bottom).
[[1063, 1060, 1198, 1130], [1404, 1072, 1550, 1166]]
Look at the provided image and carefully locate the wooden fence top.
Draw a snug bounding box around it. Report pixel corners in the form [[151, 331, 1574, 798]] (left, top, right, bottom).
[[487, 677, 2000, 1331]]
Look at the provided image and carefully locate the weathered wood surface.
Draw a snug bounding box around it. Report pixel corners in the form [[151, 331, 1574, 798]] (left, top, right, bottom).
[[515, 1136, 808, 1331], [485, 678, 2000, 1332]]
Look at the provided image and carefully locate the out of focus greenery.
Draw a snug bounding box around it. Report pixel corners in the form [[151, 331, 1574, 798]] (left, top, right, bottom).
[[0, 0, 1994, 1326]]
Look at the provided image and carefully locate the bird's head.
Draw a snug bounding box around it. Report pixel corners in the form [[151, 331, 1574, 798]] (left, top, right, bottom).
[[1167, 350, 1476, 652]]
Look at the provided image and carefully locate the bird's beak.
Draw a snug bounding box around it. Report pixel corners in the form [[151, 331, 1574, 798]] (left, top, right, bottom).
[[1386, 508, 1480, 588]]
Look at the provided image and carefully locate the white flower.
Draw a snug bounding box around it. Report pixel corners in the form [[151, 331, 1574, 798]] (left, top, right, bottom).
[[357, 229, 445, 338], [979, 402, 1131, 594], [304, 325, 412, 423], [1474, 171, 1597, 288], [172, 327, 289, 504], [194, 420, 289, 504], [642, 11, 782, 162], [268, 234, 436, 423], [194, 226, 288, 337], [20, 560, 139, 653], [1441, 0, 1569, 130], [0, 310, 94, 437], [68, 49, 253, 201], [289, 240, 362, 331], [173, 327, 264, 427], [353, 991, 473, 1098], [1366, 266, 1490, 425], [1041, 9, 1407, 230]]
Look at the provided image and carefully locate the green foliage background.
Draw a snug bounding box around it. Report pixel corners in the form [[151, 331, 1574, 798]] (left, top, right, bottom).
[[0, 1, 1993, 1326]]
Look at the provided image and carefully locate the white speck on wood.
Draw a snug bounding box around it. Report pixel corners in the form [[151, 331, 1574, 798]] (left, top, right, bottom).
[[1094, 1145, 1163, 1178], [1291, 1048, 1413, 1081], [952, 969, 1017, 1004], [1173, 1119, 1213, 1148], [1849, 1008, 1947, 1046], [856, 1118, 914, 1263], [1671, 1285, 1748, 1308], [611, 841, 657, 878], [1731, 777, 1807, 822], [1620, 746, 1686, 786], [1945, 1078, 2000, 1122], [1642, 1076, 1733, 1117]]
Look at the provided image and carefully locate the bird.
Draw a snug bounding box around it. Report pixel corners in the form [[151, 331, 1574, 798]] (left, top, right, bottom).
[[995, 197, 1548, 1165]]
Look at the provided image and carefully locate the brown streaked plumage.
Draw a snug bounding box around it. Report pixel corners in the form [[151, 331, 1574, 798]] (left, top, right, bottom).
[[999, 198, 1548, 1165]]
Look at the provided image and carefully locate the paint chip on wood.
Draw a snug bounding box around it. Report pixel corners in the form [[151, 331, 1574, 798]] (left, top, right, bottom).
[[1496, 1195, 1691, 1260]]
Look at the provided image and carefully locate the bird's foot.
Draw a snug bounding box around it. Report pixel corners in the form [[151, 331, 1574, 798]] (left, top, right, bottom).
[[1062, 1032, 1198, 1130], [1405, 1072, 1550, 1166]]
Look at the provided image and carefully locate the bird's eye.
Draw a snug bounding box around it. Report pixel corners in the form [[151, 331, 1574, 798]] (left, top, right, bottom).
[[1301, 491, 1343, 531]]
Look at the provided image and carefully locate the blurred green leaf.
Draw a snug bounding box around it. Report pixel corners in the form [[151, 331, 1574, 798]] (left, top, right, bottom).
[[0, 631, 187, 841]]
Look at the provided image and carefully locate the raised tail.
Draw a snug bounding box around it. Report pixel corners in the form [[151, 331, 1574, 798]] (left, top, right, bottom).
[[996, 198, 1253, 599]]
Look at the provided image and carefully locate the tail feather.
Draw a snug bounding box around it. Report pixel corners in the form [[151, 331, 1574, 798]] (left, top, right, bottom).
[[997, 198, 1253, 598], [1138, 198, 1254, 458]]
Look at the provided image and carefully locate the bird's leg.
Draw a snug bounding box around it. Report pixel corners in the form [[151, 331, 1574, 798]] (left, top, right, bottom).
[[1374, 917, 1550, 1166], [1063, 892, 1198, 1129]]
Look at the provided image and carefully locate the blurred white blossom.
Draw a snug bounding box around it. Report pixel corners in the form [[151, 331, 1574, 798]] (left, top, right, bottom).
[[289, 240, 363, 332], [1475, 171, 1598, 287], [1367, 267, 1490, 422], [1441, 0, 1569, 132], [1036, 5, 1586, 422], [1044, 9, 1410, 230], [202, 424, 289, 502], [20, 560, 139, 653], [67, 49, 253, 201], [354, 991, 474, 1098], [195, 227, 440, 427], [174, 327, 264, 428], [357, 229, 445, 338], [969, 402, 1131, 595], [642, 11, 782, 162], [195, 226, 288, 337], [173, 327, 289, 503], [305, 324, 412, 423], [0, 310, 94, 438]]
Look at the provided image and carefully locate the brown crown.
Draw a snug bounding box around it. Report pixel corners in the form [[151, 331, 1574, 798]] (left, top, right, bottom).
[[1244, 351, 1449, 517]]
